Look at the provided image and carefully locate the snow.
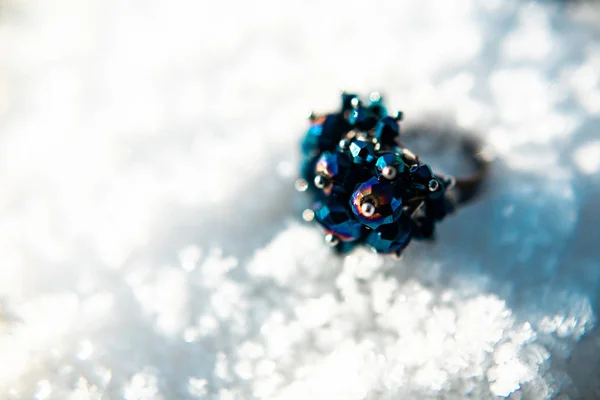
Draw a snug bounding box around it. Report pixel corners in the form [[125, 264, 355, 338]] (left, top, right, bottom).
[[0, 0, 599, 398]]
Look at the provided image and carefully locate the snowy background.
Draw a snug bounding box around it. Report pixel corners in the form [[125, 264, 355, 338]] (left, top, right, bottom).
[[0, 0, 600, 398]]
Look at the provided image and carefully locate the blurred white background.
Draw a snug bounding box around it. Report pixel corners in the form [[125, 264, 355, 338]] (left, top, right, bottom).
[[0, 0, 600, 398]]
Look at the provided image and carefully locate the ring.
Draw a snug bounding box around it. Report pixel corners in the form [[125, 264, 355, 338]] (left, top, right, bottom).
[[296, 92, 493, 256]]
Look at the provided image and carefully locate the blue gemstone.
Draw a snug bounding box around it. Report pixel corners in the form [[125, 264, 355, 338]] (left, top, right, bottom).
[[367, 94, 388, 118], [375, 153, 405, 181], [341, 93, 362, 111], [314, 200, 364, 242], [409, 164, 435, 191], [301, 157, 329, 200], [315, 151, 350, 179], [301, 114, 350, 156], [315, 151, 354, 195], [349, 177, 403, 229], [366, 218, 413, 254], [408, 164, 448, 201], [411, 164, 433, 181], [348, 109, 378, 130], [373, 117, 400, 146], [349, 140, 375, 164]]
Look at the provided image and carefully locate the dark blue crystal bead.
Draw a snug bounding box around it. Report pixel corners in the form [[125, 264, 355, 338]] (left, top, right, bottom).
[[301, 114, 332, 156], [341, 93, 362, 111], [366, 218, 413, 253], [316, 151, 350, 179], [300, 157, 327, 200], [375, 153, 405, 180], [348, 109, 378, 130], [301, 114, 350, 156], [349, 140, 376, 164], [314, 200, 364, 242], [409, 164, 434, 191], [411, 164, 433, 180], [367, 94, 387, 119], [409, 164, 448, 201], [373, 117, 400, 146], [348, 163, 375, 189], [350, 177, 403, 229], [315, 151, 353, 195]]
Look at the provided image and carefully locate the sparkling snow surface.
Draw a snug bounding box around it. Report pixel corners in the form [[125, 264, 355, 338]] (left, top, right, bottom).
[[1, 0, 600, 399]]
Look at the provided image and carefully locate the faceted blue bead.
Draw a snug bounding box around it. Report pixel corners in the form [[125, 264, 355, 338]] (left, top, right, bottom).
[[367, 94, 387, 119], [314, 200, 363, 242], [301, 160, 328, 201], [348, 163, 374, 188], [411, 164, 433, 181], [366, 218, 413, 254], [348, 109, 378, 130], [375, 153, 405, 181], [409, 164, 435, 191], [315, 151, 353, 195], [315, 151, 349, 179], [301, 119, 322, 156], [349, 177, 403, 229], [408, 163, 448, 201], [349, 140, 376, 164], [373, 117, 400, 146], [341, 93, 362, 111], [301, 114, 349, 156]]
